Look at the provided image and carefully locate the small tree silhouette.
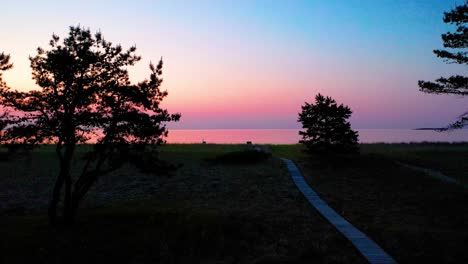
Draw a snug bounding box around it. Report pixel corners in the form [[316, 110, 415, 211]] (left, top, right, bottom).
[[0, 53, 13, 156], [0, 26, 180, 225], [419, 3, 468, 129], [298, 94, 358, 154]]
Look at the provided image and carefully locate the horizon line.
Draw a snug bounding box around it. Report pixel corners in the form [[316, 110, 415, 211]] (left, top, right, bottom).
[[167, 128, 447, 130]]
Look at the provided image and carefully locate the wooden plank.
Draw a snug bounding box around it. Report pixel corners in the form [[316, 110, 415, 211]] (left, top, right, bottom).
[[282, 158, 397, 264]]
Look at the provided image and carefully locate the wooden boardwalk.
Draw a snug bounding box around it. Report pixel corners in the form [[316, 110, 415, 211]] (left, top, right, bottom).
[[282, 158, 397, 264]]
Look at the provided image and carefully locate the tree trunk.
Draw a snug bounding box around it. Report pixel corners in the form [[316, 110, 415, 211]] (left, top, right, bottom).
[[71, 171, 98, 218], [48, 172, 65, 226], [63, 172, 73, 225], [50, 142, 75, 226], [62, 143, 75, 225]]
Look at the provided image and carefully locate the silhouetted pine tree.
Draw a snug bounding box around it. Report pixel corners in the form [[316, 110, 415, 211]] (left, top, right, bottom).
[[0, 53, 12, 151], [419, 3, 468, 129], [0, 26, 180, 225], [298, 94, 359, 154]]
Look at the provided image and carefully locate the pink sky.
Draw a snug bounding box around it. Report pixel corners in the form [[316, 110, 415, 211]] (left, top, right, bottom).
[[2, 1, 467, 129]]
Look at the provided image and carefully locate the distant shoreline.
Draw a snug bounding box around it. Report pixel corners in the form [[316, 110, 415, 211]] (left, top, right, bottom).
[[413, 128, 444, 131], [168, 128, 462, 131]]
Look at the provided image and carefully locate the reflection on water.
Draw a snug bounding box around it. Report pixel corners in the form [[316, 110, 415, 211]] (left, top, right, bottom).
[[166, 129, 468, 144]]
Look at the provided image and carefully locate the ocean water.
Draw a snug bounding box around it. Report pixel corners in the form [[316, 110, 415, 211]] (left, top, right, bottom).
[[166, 129, 468, 144]]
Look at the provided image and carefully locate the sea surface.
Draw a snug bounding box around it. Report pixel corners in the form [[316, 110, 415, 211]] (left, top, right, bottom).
[[166, 129, 468, 144]]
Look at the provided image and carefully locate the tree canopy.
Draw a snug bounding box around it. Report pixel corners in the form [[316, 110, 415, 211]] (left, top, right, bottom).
[[0, 26, 180, 224], [418, 3, 468, 129], [298, 94, 359, 154], [0, 53, 12, 147]]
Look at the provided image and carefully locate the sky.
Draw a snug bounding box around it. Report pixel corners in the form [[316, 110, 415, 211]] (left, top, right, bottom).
[[1, 0, 467, 129]]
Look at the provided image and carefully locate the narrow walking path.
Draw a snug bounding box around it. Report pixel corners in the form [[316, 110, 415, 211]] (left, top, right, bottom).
[[396, 161, 465, 187], [282, 158, 397, 264]]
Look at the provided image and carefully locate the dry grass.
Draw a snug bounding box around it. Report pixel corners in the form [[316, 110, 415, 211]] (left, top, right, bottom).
[[275, 144, 468, 263], [0, 144, 365, 264]]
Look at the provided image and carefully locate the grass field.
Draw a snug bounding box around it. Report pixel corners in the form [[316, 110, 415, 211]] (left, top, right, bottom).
[[1, 143, 468, 263], [1, 144, 365, 264], [361, 143, 468, 184], [271, 143, 468, 263]]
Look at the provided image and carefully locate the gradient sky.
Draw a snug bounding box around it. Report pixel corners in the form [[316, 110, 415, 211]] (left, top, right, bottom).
[[2, 0, 467, 129]]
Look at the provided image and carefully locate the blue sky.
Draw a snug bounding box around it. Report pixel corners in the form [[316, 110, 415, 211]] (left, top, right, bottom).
[[2, 0, 467, 129]]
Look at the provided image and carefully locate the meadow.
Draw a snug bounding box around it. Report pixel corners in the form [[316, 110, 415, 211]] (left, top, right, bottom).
[[1, 144, 364, 264], [271, 143, 468, 263], [1, 143, 468, 263]]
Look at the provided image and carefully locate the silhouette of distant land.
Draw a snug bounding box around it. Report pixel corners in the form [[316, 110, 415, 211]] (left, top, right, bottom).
[[413, 127, 445, 130]]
